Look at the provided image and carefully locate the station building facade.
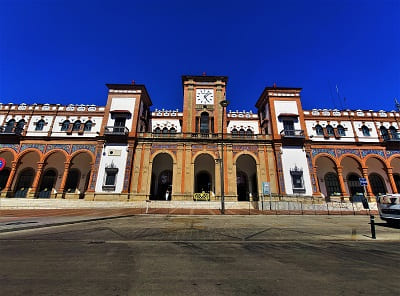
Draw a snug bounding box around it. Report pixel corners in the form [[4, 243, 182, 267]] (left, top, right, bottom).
[[0, 75, 399, 202]]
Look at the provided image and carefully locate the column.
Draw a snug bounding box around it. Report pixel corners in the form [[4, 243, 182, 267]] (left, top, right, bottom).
[[336, 166, 347, 196], [4, 161, 18, 197], [362, 167, 373, 197], [30, 162, 44, 197], [311, 166, 321, 196], [58, 161, 71, 196], [386, 167, 398, 194]]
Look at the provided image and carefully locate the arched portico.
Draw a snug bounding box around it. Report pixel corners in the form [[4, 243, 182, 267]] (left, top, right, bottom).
[[150, 152, 174, 200], [235, 154, 258, 201], [193, 153, 215, 195]]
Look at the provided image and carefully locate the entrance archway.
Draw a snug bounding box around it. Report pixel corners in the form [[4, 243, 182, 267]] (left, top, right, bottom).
[[236, 154, 258, 201], [315, 156, 339, 198], [150, 153, 173, 200], [14, 168, 35, 198], [347, 173, 363, 198], [369, 173, 387, 196], [194, 153, 215, 193], [38, 169, 57, 198]]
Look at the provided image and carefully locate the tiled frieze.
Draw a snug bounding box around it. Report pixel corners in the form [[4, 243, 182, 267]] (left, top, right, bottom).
[[20, 143, 45, 153], [45, 144, 71, 154], [0, 144, 19, 152]]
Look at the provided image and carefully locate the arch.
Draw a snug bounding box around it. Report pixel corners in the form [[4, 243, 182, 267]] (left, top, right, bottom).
[[154, 127, 161, 133], [150, 152, 173, 200], [169, 127, 176, 133], [194, 153, 215, 194], [70, 149, 95, 164], [84, 120, 92, 131], [380, 126, 389, 140], [14, 168, 35, 198], [388, 155, 400, 167], [312, 153, 339, 167], [15, 148, 42, 164], [69, 151, 93, 197], [369, 173, 387, 196], [64, 168, 81, 193], [236, 154, 258, 201], [315, 155, 340, 198], [72, 120, 81, 131], [35, 119, 45, 131], [61, 120, 70, 131], [347, 173, 363, 199], [4, 119, 15, 133], [389, 126, 398, 139], [363, 154, 387, 166], [41, 149, 69, 163], [315, 124, 324, 135], [192, 151, 216, 163], [361, 125, 370, 136], [326, 125, 334, 136], [231, 128, 238, 137], [151, 150, 177, 164], [337, 125, 346, 136], [338, 154, 363, 167], [324, 172, 341, 197], [0, 148, 17, 159], [37, 168, 57, 198]]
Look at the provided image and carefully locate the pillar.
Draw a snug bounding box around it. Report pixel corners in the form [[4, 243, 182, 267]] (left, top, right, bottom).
[[4, 161, 18, 197], [30, 162, 44, 197], [58, 161, 71, 195], [362, 167, 373, 197], [386, 167, 398, 194], [336, 166, 347, 196]]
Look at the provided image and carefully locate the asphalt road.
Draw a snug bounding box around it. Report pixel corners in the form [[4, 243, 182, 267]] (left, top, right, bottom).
[[0, 215, 399, 296]]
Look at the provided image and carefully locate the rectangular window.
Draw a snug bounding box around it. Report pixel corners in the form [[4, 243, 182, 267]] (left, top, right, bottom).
[[103, 167, 118, 191], [283, 120, 294, 136], [290, 167, 305, 194]]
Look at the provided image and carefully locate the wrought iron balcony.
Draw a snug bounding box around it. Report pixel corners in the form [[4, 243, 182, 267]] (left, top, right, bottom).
[[384, 132, 400, 142], [280, 129, 305, 138], [104, 126, 129, 136]]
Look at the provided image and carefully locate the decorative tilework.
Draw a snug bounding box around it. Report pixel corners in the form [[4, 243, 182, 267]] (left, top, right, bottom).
[[123, 146, 134, 191], [311, 148, 336, 158], [386, 150, 400, 158], [336, 149, 360, 158], [0, 144, 19, 152], [306, 152, 317, 193], [192, 145, 203, 149], [20, 144, 45, 152], [152, 144, 177, 150], [71, 144, 96, 154], [89, 148, 102, 191], [46, 144, 71, 154], [360, 149, 385, 158], [275, 150, 285, 194], [232, 145, 258, 151]]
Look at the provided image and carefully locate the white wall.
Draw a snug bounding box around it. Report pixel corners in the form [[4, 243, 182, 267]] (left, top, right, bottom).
[[305, 120, 356, 142], [107, 98, 136, 130], [227, 120, 259, 134], [281, 147, 313, 195], [51, 115, 103, 137], [151, 118, 181, 132], [95, 144, 128, 193], [274, 101, 301, 132]]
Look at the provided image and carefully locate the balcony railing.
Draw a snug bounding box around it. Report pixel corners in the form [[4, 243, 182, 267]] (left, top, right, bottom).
[[280, 129, 305, 138], [104, 126, 129, 136]]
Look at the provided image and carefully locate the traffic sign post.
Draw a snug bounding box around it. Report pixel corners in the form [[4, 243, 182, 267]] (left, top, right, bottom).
[[359, 177, 376, 239]]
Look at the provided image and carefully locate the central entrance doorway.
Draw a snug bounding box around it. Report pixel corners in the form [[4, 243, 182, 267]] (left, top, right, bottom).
[[194, 153, 215, 194]]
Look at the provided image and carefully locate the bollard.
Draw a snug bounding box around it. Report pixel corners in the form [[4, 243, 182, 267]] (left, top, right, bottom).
[[370, 215, 376, 239]]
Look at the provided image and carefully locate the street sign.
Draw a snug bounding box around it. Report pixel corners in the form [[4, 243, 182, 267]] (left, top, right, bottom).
[[262, 182, 270, 195], [359, 178, 367, 186], [0, 157, 6, 171]]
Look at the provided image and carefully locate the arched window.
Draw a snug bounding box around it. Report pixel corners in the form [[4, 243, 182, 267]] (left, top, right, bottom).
[[326, 125, 334, 136], [13, 120, 25, 134], [231, 129, 238, 137], [347, 173, 363, 197], [239, 129, 245, 137], [389, 126, 398, 139], [84, 121, 92, 131], [72, 120, 81, 131], [35, 119, 45, 131], [61, 120, 70, 131], [361, 125, 370, 136], [246, 129, 253, 136], [162, 127, 169, 134], [337, 125, 346, 137], [169, 127, 176, 133], [315, 124, 323, 136], [324, 172, 341, 197], [5, 119, 15, 133], [200, 112, 209, 134], [380, 126, 389, 140], [154, 127, 161, 134], [369, 173, 387, 196]]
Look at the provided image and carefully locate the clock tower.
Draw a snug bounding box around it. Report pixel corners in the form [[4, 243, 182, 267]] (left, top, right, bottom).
[[181, 75, 228, 134]]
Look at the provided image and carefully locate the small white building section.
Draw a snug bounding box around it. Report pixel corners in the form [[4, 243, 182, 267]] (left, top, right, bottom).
[[107, 97, 136, 129], [151, 109, 182, 132], [227, 110, 259, 134], [95, 144, 129, 193], [274, 101, 301, 133], [280, 147, 313, 195]]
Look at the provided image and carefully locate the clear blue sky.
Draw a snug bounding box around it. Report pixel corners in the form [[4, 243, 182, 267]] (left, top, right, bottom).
[[0, 0, 399, 112]]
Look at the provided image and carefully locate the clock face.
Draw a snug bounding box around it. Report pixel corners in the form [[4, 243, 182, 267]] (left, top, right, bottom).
[[196, 88, 214, 105]]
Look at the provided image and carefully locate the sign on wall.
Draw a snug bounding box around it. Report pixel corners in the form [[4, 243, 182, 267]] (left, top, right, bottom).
[[262, 182, 270, 195]]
